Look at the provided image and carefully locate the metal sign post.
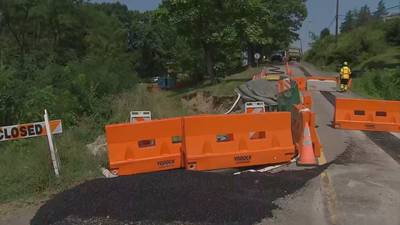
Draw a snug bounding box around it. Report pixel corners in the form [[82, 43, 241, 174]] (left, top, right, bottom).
[[254, 53, 261, 67], [44, 109, 60, 177]]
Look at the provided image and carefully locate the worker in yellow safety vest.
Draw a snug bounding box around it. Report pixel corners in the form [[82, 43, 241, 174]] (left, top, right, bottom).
[[339, 62, 351, 92]]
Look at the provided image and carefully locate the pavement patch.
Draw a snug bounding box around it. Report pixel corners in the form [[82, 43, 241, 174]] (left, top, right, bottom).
[[31, 168, 328, 225]]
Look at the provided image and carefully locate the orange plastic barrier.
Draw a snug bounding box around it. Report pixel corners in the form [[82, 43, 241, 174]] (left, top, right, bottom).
[[183, 113, 295, 171], [334, 98, 400, 132], [105, 118, 183, 175], [293, 77, 306, 91], [291, 105, 321, 158], [277, 78, 292, 93], [301, 91, 313, 109]]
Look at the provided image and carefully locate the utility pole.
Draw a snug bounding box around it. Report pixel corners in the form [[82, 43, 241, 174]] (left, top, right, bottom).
[[335, 0, 339, 39]]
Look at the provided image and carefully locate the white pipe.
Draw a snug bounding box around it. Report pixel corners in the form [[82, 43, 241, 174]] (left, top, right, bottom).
[[225, 90, 242, 114]]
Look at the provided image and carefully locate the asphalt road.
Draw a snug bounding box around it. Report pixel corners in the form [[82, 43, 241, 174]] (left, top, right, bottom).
[[260, 63, 400, 225]]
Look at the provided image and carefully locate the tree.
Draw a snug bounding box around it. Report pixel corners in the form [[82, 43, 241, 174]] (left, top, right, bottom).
[[341, 10, 355, 33], [226, 0, 306, 67], [320, 28, 330, 39], [161, 0, 307, 79], [374, 0, 388, 19], [0, 0, 138, 125], [385, 19, 400, 45], [358, 5, 372, 26], [160, 0, 232, 81]]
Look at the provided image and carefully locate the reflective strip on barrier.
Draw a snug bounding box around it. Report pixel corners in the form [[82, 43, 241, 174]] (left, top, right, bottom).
[[334, 98, 400, 132], [183, 113, 295, 171], [291, 104, 321, 157], [105, 118, 183, 175]]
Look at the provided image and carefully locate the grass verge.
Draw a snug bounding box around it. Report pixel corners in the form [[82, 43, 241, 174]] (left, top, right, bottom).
[[351, 68, 400, 100], [0, 68, 257, 213]]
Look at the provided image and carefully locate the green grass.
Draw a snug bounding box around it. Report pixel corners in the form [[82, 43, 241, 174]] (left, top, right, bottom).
[[351, 68, 400, 100], [350, 46, 400, 99], [355, 47, 400, 71], [198, 67, 258, 96], [0, 68, 256, 207], [109, 84, 189, 123], [0, 125, 101, 204], [171, 67, 258, 97]]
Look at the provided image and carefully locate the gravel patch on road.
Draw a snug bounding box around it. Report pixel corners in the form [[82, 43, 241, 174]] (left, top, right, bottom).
[[31, 168, 327, 225]]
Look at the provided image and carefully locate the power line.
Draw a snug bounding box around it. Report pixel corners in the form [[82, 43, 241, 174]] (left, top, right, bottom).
[[327, 16, 336, 30], [386, 4, 400, 10]]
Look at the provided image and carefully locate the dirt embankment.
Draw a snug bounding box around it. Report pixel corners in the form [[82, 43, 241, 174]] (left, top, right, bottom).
[[181, 91, 238, 114]]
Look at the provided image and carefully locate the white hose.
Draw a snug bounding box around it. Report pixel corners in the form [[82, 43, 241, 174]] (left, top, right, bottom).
[[233, 157, 298, 175], [225, 90, 242, 114]]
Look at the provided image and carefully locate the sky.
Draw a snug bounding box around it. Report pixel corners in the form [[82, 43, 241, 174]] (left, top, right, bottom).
[[298, 0, 399, 50], [92, 0, 161, 11], [95, 0, 399, 50]]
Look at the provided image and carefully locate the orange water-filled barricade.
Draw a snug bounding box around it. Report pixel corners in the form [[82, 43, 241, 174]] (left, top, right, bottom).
[[334, 98, 400, 132]]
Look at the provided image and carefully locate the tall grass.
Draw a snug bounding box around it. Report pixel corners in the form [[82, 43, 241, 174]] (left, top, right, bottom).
[[0, 69, 254, 205], [352, 68, 400, 100], [0, 84, 189, 204], [0, 125, 101, 204], [108, 84, 189, 124]]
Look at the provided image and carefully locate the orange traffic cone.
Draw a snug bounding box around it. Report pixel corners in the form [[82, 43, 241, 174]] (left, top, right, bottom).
[[297, 122, 317, 166]]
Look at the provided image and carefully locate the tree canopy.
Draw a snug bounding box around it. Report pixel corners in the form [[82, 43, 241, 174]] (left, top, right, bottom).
[[0, 0, 307, 126]]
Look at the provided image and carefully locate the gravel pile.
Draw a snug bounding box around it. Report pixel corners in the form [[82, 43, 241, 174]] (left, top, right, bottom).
[[31, 167, 327, 225]]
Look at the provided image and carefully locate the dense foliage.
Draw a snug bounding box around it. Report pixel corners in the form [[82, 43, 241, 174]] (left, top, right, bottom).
[[352, 68, 400, 100], [0, 0, 306, 126], [0, 0, 137, 126], [305, 1, 400, 100], [0, 0, 307, 203], [305, 2, 399, 70]]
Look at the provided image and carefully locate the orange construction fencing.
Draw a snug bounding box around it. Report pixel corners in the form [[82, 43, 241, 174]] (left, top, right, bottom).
[[334, 98, 400, 132], [105, 118, 183, 175], [183, 113, 295, 171], [291, 104, 321, 158]]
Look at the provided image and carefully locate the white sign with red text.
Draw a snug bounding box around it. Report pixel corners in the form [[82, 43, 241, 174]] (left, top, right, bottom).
[[0, 120, 62, 142]]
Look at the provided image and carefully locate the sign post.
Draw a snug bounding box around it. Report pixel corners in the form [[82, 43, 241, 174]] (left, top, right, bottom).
[[0, 111, 63, 177], [254, 53, 261, 67], [44, 110, 61, 177]]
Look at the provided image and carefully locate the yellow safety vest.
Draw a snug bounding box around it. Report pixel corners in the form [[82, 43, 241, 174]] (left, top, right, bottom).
[[340, 66, 351, 79]]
